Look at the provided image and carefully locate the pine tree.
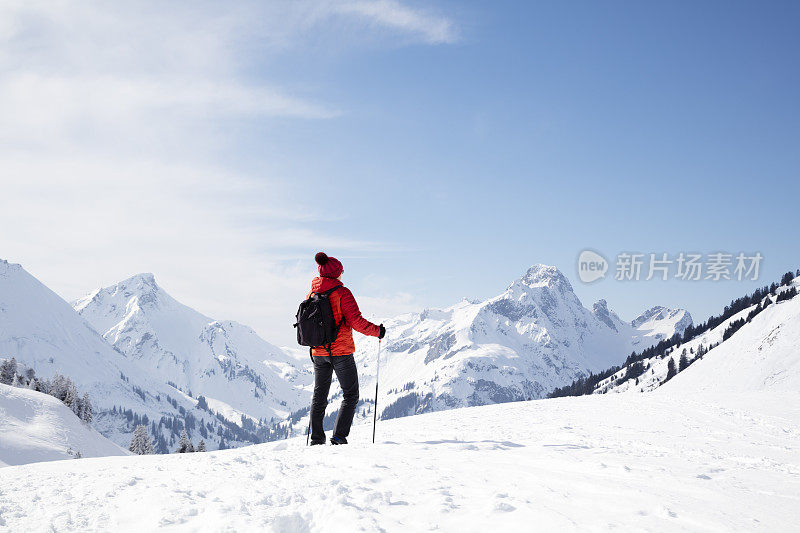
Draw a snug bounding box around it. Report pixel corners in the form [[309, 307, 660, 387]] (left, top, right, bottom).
[[664, 358, 677, 382], [770, 282, 778, 295], [197, 439, 206, 452], [80, 392, 93, 423], [196, 395, 209, 411], [64, 381, 78, 410], [777, 286, 798, 303], [129, 425, 155, 455], [0, 357, 17, 385], [679, 349, 689, 372], [50, 374, 68, 402], [177, 429, 194, 453]]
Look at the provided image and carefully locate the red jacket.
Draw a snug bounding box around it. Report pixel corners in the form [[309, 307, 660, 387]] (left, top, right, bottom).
[[308, 277, 381, 356]]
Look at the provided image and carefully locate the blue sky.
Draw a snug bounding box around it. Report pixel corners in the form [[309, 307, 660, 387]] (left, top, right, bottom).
[[1, 1, 798, 344]]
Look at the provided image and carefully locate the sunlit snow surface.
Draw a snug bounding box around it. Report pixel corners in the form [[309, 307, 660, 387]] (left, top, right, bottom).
[[0, 390, 797, 531], [0, 384, 128, 467]]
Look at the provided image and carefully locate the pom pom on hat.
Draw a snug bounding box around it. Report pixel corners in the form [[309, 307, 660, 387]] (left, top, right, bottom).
[[315, 252, 343, 279]]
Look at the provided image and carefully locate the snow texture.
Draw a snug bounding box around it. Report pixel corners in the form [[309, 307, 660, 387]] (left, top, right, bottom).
[[0, 383, 128, 467], [0, 391, 796, 530]]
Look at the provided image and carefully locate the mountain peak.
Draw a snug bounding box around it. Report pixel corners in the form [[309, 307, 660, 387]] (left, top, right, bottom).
[[630, 306, 693, 337], [512, 264, 573, 293], [107, 273, 163, 310], [631, 306, 670, 328], [120, 272, 157, 287], [592, 299, 623, 332], [593, 298, 610, 311], [0, 259, 23, 277]]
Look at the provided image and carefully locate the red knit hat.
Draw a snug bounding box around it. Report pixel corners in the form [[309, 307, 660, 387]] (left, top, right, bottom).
[[315, 252, 343, 279]]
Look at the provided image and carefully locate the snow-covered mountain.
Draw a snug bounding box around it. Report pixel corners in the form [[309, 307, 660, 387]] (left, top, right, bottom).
[[0, 260, 185, 443], [73, 273, 308, 423], [595, 277, 800, 395], [349, 264, 691, 421], [620, 304, 692, 349], [0, 383, 128, 467], [0, 259, 294, 453]]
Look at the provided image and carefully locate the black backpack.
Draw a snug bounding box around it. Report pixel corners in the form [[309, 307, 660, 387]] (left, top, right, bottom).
[[294, 286, 342, 355]]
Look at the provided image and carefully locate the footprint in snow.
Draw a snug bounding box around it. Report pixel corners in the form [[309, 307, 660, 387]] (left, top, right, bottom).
[[494, 502, 516, 513], [697, 474, 712, 480], [270, 512, 311, 533]]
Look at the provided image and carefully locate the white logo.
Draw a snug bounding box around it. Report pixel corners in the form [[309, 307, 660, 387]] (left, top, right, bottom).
[[577, 250, 608, 283]]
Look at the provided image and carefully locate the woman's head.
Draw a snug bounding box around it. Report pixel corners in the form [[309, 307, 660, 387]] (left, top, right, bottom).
[[315, 252, 343, 279]]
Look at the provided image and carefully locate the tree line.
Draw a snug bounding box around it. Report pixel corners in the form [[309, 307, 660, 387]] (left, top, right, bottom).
[[129, 425, 206, 455], [550, 268, 799, 398], [0, 358, 93, 423]]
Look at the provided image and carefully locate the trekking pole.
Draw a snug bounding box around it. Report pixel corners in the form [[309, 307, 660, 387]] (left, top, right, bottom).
[[307, 350, 314, 446], [372, 339, 382, 444]]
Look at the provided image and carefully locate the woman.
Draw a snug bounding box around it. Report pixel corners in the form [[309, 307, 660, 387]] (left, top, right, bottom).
[[308, 252, 385, 445]]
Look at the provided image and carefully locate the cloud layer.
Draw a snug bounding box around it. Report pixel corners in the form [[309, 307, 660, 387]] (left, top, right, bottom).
[[0, 0, 456, 343]]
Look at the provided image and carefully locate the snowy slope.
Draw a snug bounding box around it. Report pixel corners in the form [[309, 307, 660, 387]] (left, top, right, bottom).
[[665, 290, 800, 394], [596, 279, 799, 395], [0, 383, 128, 467], [0, 260, 146, 403], [0, 259, 278, 453], [348, 265, 691, 421], [0, 260, 183, 431], [0, 390, 796, 531], [73, 273, 308, 422]]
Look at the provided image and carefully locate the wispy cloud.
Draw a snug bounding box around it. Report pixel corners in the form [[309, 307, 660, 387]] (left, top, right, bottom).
[[0, 0, 455, 342], [334, 0, 459, 44]]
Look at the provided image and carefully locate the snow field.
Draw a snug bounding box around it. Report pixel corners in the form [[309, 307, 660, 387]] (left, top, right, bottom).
[[0, 384, 128, 468], [1, 391, 797, 531]]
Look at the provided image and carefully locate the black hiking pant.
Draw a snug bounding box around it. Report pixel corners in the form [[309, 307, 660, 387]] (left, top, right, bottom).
[[310, 353, 359, 444]]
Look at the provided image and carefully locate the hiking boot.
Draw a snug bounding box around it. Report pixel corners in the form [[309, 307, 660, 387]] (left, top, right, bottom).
[[310, 440, 326, 446], [330, 435, 348, 445]]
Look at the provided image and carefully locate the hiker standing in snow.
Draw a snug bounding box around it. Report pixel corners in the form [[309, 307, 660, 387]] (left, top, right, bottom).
[[300, 252, 385, 445]]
